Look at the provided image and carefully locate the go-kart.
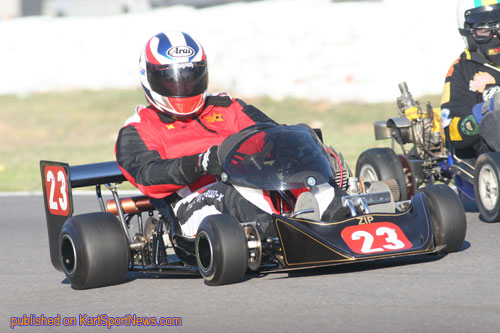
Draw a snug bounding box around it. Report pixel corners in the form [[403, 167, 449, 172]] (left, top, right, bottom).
[[40, 123, 466, 289], [356, 82, 500, 222]]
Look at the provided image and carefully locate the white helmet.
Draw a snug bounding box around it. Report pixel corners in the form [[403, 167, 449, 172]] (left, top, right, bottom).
[[457, 0, 500, 49], [139, 31, 208, 118]]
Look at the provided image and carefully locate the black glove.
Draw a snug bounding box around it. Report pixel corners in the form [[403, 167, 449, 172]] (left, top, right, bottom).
[[198, 145, 222, 176]]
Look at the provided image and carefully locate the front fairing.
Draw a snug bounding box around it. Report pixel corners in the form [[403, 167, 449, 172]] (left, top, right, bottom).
[[273, 191, 435, 267]]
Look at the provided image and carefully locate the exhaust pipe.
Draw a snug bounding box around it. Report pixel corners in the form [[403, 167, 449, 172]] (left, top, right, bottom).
[[106, 196, 154, 215]]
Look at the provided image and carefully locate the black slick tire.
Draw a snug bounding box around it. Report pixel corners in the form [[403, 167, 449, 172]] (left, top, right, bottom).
[[59, 212, 129, 289], [356, 148, 408, 200], [196, 214, 248, 286], [417, 184, 466, 253]]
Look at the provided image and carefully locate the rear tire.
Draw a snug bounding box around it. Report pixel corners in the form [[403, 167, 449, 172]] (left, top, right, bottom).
[[474, 152, 500, 222], [356, 148, 408, 200], [196, 214, 248, 286], [59, 212, 129, 289], [417, 184, 466, 253]]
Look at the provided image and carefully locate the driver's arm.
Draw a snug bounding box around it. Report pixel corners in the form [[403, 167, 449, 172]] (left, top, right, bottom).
[[441, 58, 481, 151], [115, 124, 206, 199]]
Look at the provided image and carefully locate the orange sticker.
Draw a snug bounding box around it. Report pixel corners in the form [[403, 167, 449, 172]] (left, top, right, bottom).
[[446, 58, 460, 78], [489, 47, 500, 56], [204, 112, 225, 124]]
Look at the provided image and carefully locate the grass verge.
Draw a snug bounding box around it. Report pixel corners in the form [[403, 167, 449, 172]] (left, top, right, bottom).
[[0, 89, 440, 191]]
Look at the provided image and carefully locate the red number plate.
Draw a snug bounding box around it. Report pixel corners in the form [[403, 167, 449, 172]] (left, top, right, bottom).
[[44, 166, 70, 216], [341, 222, 412, 255]]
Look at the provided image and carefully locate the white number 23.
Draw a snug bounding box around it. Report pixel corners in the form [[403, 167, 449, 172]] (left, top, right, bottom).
[[351, 227, 406, 254]]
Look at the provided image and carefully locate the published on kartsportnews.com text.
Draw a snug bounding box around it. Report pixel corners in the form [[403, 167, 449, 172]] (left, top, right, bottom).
[[10, 314, 182, 329]]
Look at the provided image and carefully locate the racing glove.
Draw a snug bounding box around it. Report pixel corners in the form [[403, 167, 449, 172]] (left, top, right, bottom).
[[473, 91, 500, 124], [197, 145, 222, 176]]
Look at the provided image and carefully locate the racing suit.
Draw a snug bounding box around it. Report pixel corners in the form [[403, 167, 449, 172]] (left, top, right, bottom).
[[116, 94, 348, 237], [441, 50, 500, 158]]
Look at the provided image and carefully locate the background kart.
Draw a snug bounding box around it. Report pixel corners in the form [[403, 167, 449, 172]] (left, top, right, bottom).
[[40, 124, 466, 289], [356, 82, 500, 223]]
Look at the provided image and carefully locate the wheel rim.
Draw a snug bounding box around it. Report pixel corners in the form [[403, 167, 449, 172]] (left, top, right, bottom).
[[60, 235, 77, 276], [478, 164, 499, 211], [196, 231, 214, 274], [359, 164, 379, 182]]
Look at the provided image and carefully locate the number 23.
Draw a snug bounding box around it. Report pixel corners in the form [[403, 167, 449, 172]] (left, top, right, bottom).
[[351, 227, 406, 254], [46, 170, 68, 212]]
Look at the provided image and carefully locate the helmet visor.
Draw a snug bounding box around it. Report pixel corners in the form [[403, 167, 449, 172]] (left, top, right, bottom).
[[465, 4, 500, 25], [471, 21, 500, 43], [147, 61, 208, 98]]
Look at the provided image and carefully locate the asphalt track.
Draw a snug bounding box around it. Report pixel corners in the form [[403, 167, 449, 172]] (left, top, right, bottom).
[[1, 193, 499, 332]]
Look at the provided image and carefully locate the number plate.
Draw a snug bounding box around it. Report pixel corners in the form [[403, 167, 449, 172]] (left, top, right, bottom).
[[341, 222, 412, 255], [44, 165, 70, 216]]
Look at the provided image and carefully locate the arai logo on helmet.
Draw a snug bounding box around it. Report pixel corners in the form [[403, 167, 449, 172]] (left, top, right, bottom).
[[167, 46, 195, 58]]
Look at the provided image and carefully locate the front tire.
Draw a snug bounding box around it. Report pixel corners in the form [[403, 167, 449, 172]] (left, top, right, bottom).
[[59, 212, 129, 289], [417, 184, 466, 253], [196, 214, 248, 286], [356, 148, 408, 200], [474, 152, 500, 222]]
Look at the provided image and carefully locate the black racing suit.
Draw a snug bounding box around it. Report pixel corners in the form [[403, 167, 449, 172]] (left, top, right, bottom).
[[441, 50, 500, 158]]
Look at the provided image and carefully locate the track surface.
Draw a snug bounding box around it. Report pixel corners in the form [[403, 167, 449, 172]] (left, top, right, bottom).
[[1, 194, 499, 332]]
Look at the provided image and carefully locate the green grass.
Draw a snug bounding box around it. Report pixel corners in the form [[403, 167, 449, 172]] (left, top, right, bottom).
[[0, 89, 441, 191]]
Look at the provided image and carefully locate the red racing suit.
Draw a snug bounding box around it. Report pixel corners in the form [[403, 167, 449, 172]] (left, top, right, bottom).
[[115, 94, 277, 200]]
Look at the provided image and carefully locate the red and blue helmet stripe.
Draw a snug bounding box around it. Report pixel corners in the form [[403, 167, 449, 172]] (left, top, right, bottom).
[[145, 31, 206, 65]]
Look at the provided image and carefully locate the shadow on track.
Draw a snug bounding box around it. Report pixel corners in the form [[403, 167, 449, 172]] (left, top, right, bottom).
[[59, 240, 471, 287]]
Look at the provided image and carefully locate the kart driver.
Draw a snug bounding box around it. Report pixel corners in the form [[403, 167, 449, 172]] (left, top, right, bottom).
[[441, 0, 500, 157], [115, 31, 348, 237]]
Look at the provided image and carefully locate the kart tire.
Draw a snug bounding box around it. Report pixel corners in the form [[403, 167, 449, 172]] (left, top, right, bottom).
[[356, 148, 408, 200], [59, 212, 129, 290], [196, 214, 248, 286], [474, 152, 500, 222], [417, 184, 466, 253]]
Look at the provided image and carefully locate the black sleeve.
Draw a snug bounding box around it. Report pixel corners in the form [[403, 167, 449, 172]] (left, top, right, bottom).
[[441, 60, 481, 152], [116, 125, 202, 188]]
